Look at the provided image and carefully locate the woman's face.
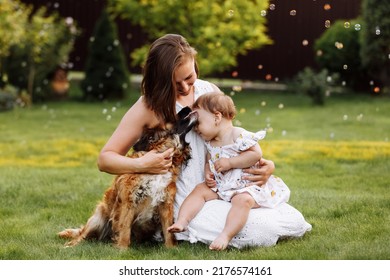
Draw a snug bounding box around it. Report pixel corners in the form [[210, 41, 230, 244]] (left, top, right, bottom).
[[174, 57, 197, 97], [195, 108, 217, 141]]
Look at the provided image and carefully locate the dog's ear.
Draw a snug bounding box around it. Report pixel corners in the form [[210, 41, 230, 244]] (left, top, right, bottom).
[[174, 107, 197, 141], [133, 129, 151, 152], [133, 128, 165, 152], [177, 106, 192, 120]]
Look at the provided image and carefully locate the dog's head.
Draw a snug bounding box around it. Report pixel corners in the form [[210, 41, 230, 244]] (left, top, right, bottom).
[[133, 107, 197, 160]]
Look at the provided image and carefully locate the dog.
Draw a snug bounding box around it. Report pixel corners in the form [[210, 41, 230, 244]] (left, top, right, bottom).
[[58, 107, 197, 249]]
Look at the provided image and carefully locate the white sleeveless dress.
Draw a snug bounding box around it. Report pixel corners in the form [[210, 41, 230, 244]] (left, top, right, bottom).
[[174, 79, 312, 248]]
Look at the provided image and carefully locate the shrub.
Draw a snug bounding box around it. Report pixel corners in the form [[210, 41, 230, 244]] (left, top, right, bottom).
[[314, 19, 369, 91], [0, 90, 16, 112], [360, 0, 390, 88], [3, 7, 78, 103], [292, 67, 339, 106]]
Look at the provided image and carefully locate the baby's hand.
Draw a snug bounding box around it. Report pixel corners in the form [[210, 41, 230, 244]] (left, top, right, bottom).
[[205, 170, 216, 187], [214, 158, 231, 173]]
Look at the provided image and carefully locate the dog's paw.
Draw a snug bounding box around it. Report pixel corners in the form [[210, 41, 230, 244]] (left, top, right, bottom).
[[114, 243, 129, 250], [58, 228, 82, 239], [64, 239, 82, 247]]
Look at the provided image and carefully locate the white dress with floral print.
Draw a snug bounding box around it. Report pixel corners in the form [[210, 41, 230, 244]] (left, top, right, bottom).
[[206, 130, 290, 208], [173, 79, 311, 248]]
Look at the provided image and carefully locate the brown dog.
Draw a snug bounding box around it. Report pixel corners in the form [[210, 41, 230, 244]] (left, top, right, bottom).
[[58, 107, 197, 249]]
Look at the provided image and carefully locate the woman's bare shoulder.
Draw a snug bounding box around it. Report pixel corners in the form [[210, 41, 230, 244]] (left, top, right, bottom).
[[123, 97, 159, 128]]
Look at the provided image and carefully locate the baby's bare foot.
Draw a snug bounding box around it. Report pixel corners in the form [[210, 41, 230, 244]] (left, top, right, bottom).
[[209, 233, 230, 251], [167, 222, 187, 233]]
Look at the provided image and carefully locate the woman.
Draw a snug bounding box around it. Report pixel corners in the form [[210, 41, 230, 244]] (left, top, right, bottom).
[[98, 34, 311, 248]]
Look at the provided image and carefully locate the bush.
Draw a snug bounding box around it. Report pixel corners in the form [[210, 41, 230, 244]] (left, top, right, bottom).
[[314, 19, 369, 91], [360, 0, 390, 88], [81, 10, 130, 101], [292, 67, 339, 106], [0, 90, 16, 112], [3, 7, 78, 102]]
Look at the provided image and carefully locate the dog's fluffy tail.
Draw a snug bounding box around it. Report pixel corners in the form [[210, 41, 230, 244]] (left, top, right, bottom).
[[58, 202, 111, 247]]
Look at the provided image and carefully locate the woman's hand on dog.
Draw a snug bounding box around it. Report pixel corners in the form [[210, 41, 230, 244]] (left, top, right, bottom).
[[138, 148, 174, 174]]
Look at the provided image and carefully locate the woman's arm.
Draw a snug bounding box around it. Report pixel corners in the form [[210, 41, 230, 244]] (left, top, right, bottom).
[[97, 98, 174, 175]]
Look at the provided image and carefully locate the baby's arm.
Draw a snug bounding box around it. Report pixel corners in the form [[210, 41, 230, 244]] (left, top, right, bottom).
[[205, 153, 216, 187], [213, 144, 262, 173]]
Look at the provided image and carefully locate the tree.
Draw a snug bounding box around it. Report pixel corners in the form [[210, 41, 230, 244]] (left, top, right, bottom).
[[360, 0, 390, 87], [0, 0, 30, 87], [81, 9, 130, 101], [108, 0, 272, 76], [3, 6, 79, 103]]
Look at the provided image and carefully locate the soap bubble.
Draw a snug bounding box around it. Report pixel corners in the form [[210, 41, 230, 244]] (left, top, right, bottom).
[[354, 24, 361, 31], [335, 42, 344, 49]]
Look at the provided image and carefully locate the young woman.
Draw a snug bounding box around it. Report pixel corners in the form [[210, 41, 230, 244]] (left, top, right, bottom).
[[98, 34, 311, 248]]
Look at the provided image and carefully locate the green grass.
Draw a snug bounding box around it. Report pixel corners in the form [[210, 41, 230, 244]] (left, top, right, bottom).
[[0, 88, 389, 260]]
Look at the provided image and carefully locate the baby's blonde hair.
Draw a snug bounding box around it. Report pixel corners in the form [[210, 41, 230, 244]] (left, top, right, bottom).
[[193, 92, 236, 120]]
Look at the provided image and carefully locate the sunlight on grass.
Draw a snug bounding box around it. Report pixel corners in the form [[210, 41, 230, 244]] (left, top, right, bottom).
[[262, 140, 390, 162], [1, 139, 388, 167], [0, 138, 105, 167]]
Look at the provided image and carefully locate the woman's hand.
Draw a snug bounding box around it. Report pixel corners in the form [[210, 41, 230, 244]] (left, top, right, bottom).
[[138, 148, 174, 174], [242, 158, 275, 186]]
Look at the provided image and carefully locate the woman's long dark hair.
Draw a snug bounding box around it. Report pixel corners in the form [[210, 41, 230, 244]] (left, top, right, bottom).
[[141, 34, 198, 124]]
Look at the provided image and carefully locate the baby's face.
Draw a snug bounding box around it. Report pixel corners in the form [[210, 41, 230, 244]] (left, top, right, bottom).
[[194, 108, 217, 141]]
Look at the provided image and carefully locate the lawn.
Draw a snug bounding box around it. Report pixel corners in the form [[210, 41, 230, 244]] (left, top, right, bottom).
[[0, 87, 389, 260]]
